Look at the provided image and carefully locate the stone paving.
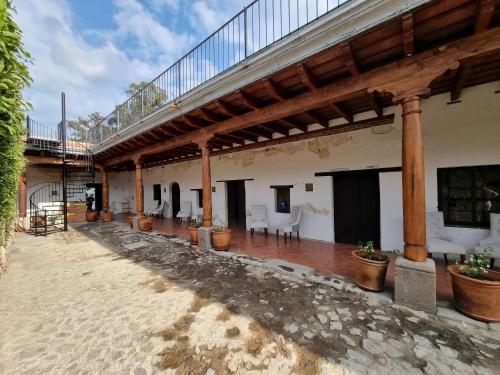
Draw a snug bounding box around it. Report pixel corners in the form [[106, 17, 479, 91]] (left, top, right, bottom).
[[0, 222, 499, 375]]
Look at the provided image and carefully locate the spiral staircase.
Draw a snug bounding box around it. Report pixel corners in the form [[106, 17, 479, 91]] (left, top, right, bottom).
[[27, 117, 95, 236]]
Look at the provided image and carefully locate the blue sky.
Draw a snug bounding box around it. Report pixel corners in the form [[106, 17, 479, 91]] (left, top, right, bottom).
[[14, 0, 248, 126]]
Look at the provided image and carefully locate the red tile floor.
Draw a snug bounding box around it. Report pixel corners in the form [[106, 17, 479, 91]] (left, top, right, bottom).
[[116, 214, 454, 302]]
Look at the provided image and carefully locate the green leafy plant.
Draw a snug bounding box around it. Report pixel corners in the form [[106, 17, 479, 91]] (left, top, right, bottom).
[[458, 248, 492, 279], [358, 241, 387, 261], [0, 0, 32, 246]]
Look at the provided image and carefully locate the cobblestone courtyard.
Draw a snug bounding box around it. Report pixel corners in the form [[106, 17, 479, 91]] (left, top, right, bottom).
[[0, 222, 499, 374]]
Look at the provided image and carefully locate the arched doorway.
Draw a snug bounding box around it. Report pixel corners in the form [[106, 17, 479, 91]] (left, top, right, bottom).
[[171, 182, 180, 218]]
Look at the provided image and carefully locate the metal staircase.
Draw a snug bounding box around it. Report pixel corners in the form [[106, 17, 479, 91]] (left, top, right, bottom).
[[27, 109, 95, 235]]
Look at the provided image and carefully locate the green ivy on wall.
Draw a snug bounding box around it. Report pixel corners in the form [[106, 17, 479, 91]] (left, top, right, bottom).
[[0, 0, 32, 246]]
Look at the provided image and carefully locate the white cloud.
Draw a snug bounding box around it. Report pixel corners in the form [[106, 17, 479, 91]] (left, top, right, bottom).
[[13, 0, 194, 127]]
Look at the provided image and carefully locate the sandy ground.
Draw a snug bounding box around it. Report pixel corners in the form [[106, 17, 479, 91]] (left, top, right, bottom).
[[0, 222, 499, 375]]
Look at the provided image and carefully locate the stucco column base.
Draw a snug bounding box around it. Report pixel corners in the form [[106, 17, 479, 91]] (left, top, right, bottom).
[[394, 256, 436, 314], [198, 227, 213, 251], [132, 217, 141, 232]]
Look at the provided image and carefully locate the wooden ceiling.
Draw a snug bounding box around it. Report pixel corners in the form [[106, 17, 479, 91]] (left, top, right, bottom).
[[97, 0, 500, 170]]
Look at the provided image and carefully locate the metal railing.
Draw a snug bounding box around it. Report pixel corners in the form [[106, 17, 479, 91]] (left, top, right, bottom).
[[90, 0, 352, 145]]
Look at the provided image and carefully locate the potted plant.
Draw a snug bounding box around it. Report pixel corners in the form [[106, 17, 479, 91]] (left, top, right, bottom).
[[86, 211, 98, 222], [448, 248, 500, 322], [102, 210, 113, 222], [352, 241, 389, 292], [212, 226, 232, 251], [189, 221, 201, 244], [139, 216, 153, 231]]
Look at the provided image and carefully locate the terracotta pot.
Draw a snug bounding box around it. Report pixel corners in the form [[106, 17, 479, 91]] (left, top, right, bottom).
[[189, 226, 199, 244], [102, 211, 113, 222], [139, 217, 153, 231], [212, 229, 232, 251], [448, 265, 500, 322], [86, 211, 98, 222], [352, 250, 389, 292]]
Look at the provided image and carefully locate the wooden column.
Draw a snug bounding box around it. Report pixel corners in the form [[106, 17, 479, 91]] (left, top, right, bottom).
[[200, 143, 213, 227], [102, 168, 109, 212], [135, 161, 144, 217], [401, 96, 427, 262], [18, 172, 27, 217]]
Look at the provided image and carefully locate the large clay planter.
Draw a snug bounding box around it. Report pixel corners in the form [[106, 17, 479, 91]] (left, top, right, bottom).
[[86, 211, 98, 222], [212, 229, 232, 251], [189, 226, 199, 244], [102, 211, 113, 222], [138, 217, 153, 231], [352, 250, 389, 292], [448, 265, 500, 322]]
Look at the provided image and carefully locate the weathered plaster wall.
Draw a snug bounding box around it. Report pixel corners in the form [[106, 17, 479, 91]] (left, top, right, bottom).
[[108, 82, 500, 250]]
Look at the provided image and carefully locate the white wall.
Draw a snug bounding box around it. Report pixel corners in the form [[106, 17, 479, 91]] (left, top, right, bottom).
[[108, 82, 500, 249]]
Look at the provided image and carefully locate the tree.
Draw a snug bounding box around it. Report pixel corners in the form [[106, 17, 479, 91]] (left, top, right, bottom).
[[118, 81, 168, 128], [0, 0, 32, 246], [67, 112, 103, 142]]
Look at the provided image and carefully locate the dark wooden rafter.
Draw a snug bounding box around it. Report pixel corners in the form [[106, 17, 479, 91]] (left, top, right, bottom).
[[182, 115, 204, 128], [217, 100, 239, 116], [145, 132, 164, 142], [259, 123, 287, 137], [199, 108, 223, 123], [279, 117, 307, 133], [262, 78, 288, 101], [237, 90, 261, 110], [341, 42, 360, 76], [170, 121, 191, 132], [236, 130, 259, 142], [331, 102, 353, 123], [138, 135, 155, 144], [240, 127, 272, 140], [212, 136, 234, 148], [127, 139, 145, 148], [305, 110, 330, 128], [156, 126, 178, 137], [450, 62, 472, 101], [475, 0, 496, 34], [295, 63, 319, 90], [219, 133, 245, 145], [366, 93, 383, 117], [402, 13, 415, 56]]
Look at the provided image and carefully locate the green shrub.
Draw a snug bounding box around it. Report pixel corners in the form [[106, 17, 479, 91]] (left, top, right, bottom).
[[0, 0, 32, 246]]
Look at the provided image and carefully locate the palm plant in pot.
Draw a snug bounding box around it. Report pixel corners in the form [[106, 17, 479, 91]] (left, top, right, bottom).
[[352, 241, 389, 292], [189, 221, 201, 244], [212, 225, 232, 251], [448, 248, 500, 322]]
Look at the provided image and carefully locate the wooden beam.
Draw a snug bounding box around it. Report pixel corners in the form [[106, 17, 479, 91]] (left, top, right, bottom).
[[296, 63, 318, 90], [341, 42, 360, 76], [212, 136, 234, 148], [263, 78, 288, 101], [156, 126, 178, 137], [279, 118, 307, 133], [450, 63, 472, 101], [241, 127, 272, 140], [183, 115, 205, 128], [259, 124, 287, 137], [199, 108, 222, 123], [236, 130, 259, 143], [402, 13, 414, 56], [217, 100, 239, 116], [170, 121, 191, 132], [475, 0, 496, 34], [105, 28, 500, 166], [331, 103, 353, 123], [238, 90, 260, 110], [366, 93, 383, 117], [306, 110, 330, 128]]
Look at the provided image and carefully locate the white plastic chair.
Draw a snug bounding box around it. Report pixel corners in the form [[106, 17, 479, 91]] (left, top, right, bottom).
[[154, 201, 168, 217], [277, 206, 303, 243], [426, 211, 466, 264], [146, 200, 159, 216], [475, 213, 500, 267], [176, 201, 192, 221], [248, 205, 269, 236]]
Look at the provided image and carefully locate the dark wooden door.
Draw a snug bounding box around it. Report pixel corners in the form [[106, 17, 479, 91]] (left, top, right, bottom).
[[171, 183, 180, 217], [227, 180, 246, 227], [333, 172, 380, 248], [153, 184, 161, 203]]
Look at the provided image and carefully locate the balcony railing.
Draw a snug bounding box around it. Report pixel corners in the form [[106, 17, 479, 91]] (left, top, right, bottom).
[[90, 0, 352, 146]]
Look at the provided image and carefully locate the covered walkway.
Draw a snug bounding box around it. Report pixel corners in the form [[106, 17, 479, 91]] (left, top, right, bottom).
[[116, 215, 454, 302]]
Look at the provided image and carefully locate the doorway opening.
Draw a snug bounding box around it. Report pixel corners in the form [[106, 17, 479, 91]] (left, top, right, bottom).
[[333, 171, 380, 248], [171, 182, 180, 218], [226, 180, 246, 228]]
